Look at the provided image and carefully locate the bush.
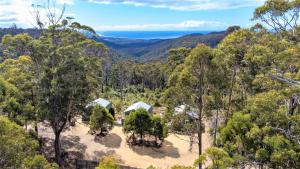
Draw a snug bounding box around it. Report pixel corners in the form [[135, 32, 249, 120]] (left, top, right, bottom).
[[96, 155, 120, 169], [22, 155, 58, 169], [170, 165, 194, 169]]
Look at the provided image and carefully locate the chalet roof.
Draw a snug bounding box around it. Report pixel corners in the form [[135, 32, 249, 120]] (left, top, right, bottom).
[[124, 101, 152, 113], [174, 104, 198, 119], [86, 98, 112, 109]]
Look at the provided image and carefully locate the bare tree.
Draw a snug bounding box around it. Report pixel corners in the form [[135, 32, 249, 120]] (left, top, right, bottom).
[[31, 0, 65, 31]]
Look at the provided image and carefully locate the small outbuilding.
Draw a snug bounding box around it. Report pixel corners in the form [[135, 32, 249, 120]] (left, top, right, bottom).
[[123, 101, 153, 118], [174, 104, 198, 120], [86, 98, 113, 110], [84, 98, 115, 121]]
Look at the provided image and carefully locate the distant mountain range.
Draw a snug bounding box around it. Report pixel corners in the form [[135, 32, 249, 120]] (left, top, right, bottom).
[[0, 28, 226, 62], [94, 31, 226, 62]]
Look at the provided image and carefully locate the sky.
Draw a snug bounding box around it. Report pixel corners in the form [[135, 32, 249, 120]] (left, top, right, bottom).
[[0, 0, 266, 31]]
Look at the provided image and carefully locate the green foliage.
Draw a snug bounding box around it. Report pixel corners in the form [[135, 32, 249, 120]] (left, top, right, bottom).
[[96, 155, 120, 169], [1, 33, 33, 59], [123, 108, 152, 140], [150, 116, 168, 141], [253, 0, 300, 38], [123, 108, 167, 145], [89, 106, 114, 134], [195, 147, 234, 169], [0, 115, 52, 168], [22, 155, 58, 169], [169, 165, 194, 169], [0, 55, 36, 126]]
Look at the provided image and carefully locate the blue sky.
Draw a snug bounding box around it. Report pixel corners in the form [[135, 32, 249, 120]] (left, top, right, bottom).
[[0, 0, 266, 31]]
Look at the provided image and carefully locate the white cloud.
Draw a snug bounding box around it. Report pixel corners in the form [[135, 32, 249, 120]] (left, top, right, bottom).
[[0, 0, 74, 27], [96, 20, 224, 31], [57, 0, 74, 5], [88, 0, 265, 11], [0, 0, 33, 25]]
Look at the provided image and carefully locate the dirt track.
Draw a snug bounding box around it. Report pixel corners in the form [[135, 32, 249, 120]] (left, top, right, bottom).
[[39, 119, 211, 168]]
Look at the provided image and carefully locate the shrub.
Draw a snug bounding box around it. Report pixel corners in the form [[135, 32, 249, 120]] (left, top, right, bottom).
[[22, 155, 58, 169], [96, 155, 120, 169]]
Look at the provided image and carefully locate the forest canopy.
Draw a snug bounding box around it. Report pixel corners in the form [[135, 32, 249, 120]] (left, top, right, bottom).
[[0, 0, 300, 169]]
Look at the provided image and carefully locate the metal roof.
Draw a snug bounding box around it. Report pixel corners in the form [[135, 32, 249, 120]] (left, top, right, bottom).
[[124, 101, 152, 113], [174, 104, 198, 119], [86, 98, 112, 109]]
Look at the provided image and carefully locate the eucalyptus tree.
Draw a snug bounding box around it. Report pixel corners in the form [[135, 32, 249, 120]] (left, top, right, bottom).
[[164, 44, 215, 169], [89, 106, 114, 135], [253, 0, 300, 39], [0, 56, 35, 128], [218, 29, 254, 121], [0, 115, 57, 169], [30, 25, 106, 166]]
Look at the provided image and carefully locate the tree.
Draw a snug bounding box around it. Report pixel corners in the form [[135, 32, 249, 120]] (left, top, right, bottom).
[[195, 147, 234, 169], [150, 116, 167, 146], [165, 47, 191, 75], [219, 90, 300, 168], [0, 115, 54, 168], [0, 76, 19, 117], [165, 44, 215, 169], [28, 24, 105, 166], [89, 106, 114, 135], [0, 33, 33, 59], [253, 0, 300, 38], [0, 55, 36, 129], [218, 29, 254, 121], [123, 108, 152, 143]]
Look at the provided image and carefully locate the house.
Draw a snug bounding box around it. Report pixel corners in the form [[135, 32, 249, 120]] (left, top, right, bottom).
[[123, 101, 153, 118], [84, 98, 115, 121], [174, 104, 198, 120], [86, 98, 113, 110]]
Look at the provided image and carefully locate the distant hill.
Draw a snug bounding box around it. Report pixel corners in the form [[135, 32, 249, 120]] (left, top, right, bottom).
[[0, 27, 41, 39], [0, 27, 226, 62], [95, 31, 226, 62]]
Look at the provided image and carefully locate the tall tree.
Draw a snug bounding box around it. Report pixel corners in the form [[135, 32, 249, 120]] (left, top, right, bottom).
[[218, 29, 253, 121], [253, 0, 300, 39], [28, 25, 105, 166], [165, 44, 214, 169]]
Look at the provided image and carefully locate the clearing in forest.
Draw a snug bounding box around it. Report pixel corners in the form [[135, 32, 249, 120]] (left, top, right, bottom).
[[38, 118, 212, 168]]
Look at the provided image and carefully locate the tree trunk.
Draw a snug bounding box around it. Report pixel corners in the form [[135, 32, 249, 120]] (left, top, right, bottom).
[[226, 65, 237, 122], [54, 132, 63, 167], [34, 121, 38, 135], [213, 109, 219, 146], [140, 133, 143, 144], [198, 118, 202, 169], [24, 119, 28, 130], [197, 99, 203, 169]]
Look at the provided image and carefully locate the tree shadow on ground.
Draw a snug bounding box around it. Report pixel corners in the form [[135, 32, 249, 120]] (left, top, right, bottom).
[[41, 137, 55, 160], [87, 150, 121, 161], [41, 136, 87, 168], [129, 140, 180, 158], [61, 135, 87, 153], [94, 133, 122, 148]]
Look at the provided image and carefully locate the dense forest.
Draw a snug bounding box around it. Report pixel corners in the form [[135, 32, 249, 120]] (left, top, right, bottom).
[[1, 0, 300, 169]]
